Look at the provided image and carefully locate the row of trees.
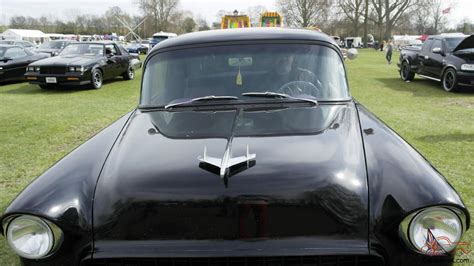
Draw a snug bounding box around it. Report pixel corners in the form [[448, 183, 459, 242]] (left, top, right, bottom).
[[277, 0, 472, 44], [5, 0, 473, 42]]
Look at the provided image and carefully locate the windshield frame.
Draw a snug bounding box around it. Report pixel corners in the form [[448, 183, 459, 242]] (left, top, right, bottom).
[[139, 40, 351, 109]]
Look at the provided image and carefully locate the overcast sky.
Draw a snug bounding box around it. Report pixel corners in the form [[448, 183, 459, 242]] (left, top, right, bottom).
[[0, 0, 472, 28]]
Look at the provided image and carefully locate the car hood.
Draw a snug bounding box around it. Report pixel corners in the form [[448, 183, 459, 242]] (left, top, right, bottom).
[[93, 103, 369, 245], [453, 34, 474, 52], [29, 54, 100, 66]]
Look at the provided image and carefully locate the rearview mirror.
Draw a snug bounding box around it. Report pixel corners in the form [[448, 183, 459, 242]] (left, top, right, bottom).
[[347, 48, 358, 60], [228, 57, 253, 67]]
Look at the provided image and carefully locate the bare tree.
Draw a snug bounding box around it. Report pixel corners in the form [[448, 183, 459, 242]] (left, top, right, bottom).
[[369, 0, 416, 40], [246, 5, 267, 27], [338, 0, 365, 36], [429, 0, 451, 34], [277, 0, 329, 28], [136, 0, 180, 32]]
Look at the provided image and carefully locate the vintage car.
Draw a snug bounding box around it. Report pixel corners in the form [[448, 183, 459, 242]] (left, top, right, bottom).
[[36, 40, 77, 56], [24, 41, 142, 89], [0, 45, 49, 83], [1, 28, 470, 266]]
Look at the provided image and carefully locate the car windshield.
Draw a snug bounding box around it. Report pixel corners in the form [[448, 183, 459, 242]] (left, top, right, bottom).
[[141, 43, 349, 107], [59, 43, 104, 56], [0, 47, 7, 58], [39, 41, 65, 49], [445, 37, 465, 52], [152, 36, 168, 43]]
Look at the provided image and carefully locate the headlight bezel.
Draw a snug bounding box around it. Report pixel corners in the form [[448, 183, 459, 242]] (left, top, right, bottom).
[[3, 215, 63, 259], [460, 64, 474, 72], [68, 66, 84, 73], [399, 206, 467, 256]]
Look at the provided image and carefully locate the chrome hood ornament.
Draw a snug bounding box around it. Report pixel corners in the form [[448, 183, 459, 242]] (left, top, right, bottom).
[[198, 144, 256, 187]]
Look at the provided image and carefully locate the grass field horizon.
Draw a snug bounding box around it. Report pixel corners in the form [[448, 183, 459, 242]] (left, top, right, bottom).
[[0, 49, 472, 264]]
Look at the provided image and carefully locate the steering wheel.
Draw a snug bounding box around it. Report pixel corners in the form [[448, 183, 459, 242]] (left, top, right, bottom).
[[277, 80, 321, 97]]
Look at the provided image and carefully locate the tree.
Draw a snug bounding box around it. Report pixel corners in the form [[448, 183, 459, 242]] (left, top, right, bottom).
[[195, 16, 210, 31], [246, 5, 267, 27], [137, 0, 180, 32], [277, 0, 329, 28], [369, 0, 416, 40], [181, 17, 196, 33], [338, 0, 365, 36]]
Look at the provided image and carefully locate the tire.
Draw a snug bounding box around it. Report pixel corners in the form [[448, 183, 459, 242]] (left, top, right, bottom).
[[442, 68, 458, 92], [123, 65, 135, 80], [91, 68, 103, 89], [400, 61, 415, 81]]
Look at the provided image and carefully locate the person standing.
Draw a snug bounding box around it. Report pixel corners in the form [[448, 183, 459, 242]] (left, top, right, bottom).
[[386, 40, 393, 64]]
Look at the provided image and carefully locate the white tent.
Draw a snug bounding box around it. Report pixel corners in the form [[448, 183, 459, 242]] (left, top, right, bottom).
[[392, 35, 422, 49], [2, 29, 50, 44]]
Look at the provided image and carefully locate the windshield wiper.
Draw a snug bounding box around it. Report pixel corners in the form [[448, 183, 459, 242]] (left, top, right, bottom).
[[242, 91, 318, 106], [164, 95, 239, 109]]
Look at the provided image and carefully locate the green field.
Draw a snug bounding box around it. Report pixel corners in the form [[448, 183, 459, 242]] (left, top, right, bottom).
[[0, 49, 472, 264]]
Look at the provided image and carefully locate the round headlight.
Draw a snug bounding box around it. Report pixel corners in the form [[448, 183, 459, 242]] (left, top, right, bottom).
[[68, 66, 75, 72], [35, 66, 40, 72], [6, 215, 55, 259], [28, 66, 35, 72], [400, 207, 464, 256]]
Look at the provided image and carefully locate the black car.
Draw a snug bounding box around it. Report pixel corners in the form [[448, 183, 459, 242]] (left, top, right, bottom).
[[1, 28, 469, 265], [36, 40, 77, 56], [125, 43, 148, 54], [0, 45, 49, 83], [25, 42, 142, 89], [0, 40, 37, 51], [398, 34, 474, 91]]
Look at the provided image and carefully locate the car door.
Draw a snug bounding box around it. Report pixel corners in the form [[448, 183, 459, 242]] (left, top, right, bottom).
[[418, 39, 433, 75], [3, 47, 31, 80], [104, 44, 124, 78], [425, 39, 445, 78]]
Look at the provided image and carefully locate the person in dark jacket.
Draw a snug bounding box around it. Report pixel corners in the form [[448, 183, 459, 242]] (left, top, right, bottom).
[[386, 40, 393, 64]]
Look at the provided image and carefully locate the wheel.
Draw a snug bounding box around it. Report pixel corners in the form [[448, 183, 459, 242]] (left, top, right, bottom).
[[123, 65, 135, 80], [91, 69, 103, 89], [277, 80, 321, 98], [400, 61, 415, 81], [442, 68, 458, 92]]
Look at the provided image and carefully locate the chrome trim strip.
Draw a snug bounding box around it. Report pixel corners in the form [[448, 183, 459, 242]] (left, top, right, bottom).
[[418, 74, 441, 82]]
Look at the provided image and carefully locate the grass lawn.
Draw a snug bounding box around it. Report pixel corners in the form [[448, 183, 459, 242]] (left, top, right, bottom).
[[0, 49, 473, 264]]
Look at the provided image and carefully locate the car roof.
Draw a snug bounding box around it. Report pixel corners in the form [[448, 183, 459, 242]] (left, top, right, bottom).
[[150, 28, 338, 53], [69, 41, 115, 45]]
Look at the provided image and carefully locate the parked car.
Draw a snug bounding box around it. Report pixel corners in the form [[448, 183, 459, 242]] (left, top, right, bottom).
[[398, 34, 474, 91], [0, 45, 49, 83], [125, 42, 148, 54], [0, 40, 37, 51], [36, 40, 77, 56], [150, 31, 177, 48], [24, 42, 142, 89], [1, 28, 469, 265]]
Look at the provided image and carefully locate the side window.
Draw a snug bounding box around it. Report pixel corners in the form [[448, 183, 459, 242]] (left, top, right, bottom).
[[113, 44, 122, 55], [105, 44, 118, 55], [431, 40, 442, 52], [5, 47, 27, 59], [422, 40, 433, 53]]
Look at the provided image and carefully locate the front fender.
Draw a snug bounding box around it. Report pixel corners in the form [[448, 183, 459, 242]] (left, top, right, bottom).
[[1, 110, 135, 265], [356, 103, 469, 265]]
